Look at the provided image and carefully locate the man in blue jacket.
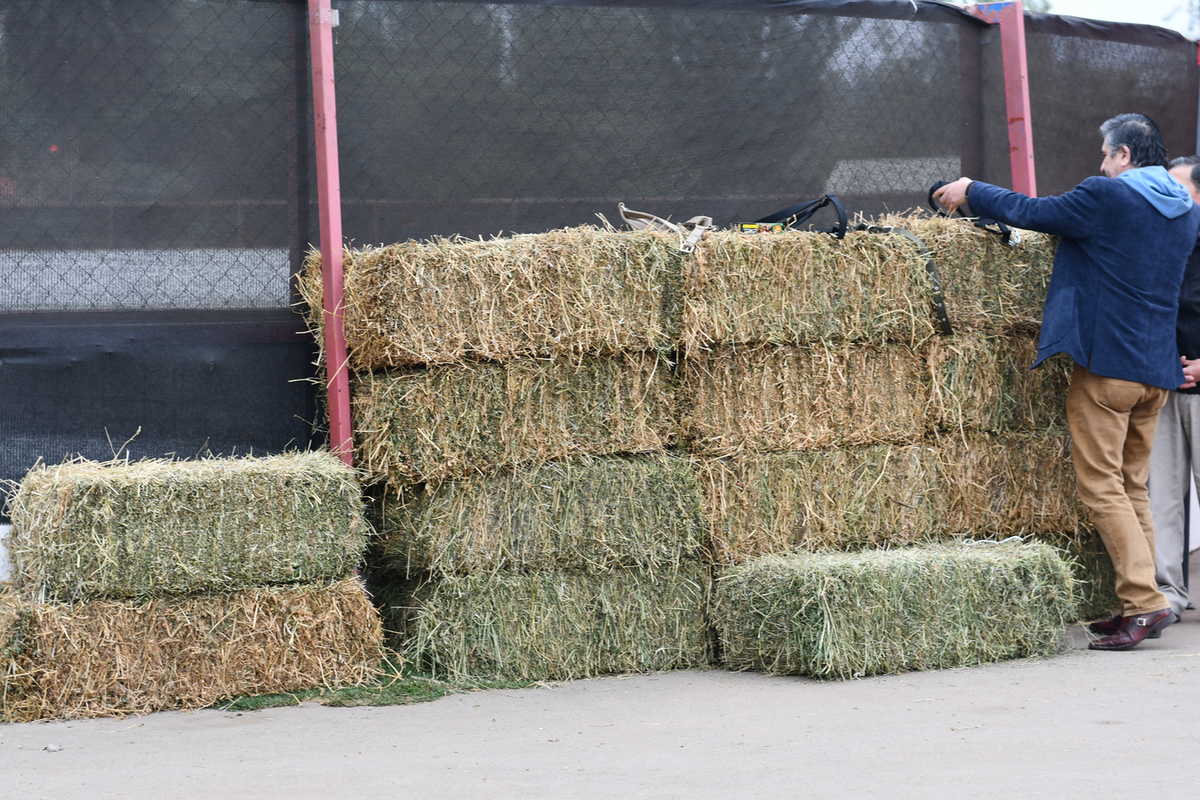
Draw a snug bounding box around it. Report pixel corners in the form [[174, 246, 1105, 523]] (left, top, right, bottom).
[[935, 113, 1200, 651]]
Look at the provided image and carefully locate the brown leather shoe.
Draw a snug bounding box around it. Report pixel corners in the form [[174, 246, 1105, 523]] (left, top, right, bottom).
[[1087, 614, 1123, 636], [1087, 610, 1177, 639], [1088, 608, 1174, 651]]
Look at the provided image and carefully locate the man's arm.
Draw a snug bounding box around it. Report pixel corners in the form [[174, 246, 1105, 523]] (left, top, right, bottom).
[[933, 176, 1103, 239]]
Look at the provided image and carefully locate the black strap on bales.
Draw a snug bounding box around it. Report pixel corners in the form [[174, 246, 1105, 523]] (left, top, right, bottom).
[[757, 194, 848, 239], [927, 180, 1018, 246], [852, 223, 953, 336]]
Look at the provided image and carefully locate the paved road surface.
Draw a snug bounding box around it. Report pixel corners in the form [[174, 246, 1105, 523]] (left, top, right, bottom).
[[4, 615, 1199, 800]]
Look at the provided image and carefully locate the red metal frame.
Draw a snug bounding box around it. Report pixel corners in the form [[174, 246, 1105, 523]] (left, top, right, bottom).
[[971, 1, 1038, 196], [308, 0, 353, 465]]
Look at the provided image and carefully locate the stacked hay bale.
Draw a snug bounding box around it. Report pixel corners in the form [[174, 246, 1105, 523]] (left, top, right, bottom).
[[303, 213, 1100, 682], [690, 217, 1091, 673], [301, 231, 711, 681], [683, 219, 1078, 554], [0, 452, 382, 721]]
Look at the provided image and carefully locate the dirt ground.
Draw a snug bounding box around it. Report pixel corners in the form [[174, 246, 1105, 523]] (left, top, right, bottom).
[[4, 607, 1199, 799]]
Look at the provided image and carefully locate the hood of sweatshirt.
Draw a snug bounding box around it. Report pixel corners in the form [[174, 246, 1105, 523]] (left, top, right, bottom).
[[1118, 165, 1193, 219]]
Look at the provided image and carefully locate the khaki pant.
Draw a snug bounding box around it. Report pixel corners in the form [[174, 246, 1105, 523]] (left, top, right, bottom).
[[1067, 365, 1171, 616]]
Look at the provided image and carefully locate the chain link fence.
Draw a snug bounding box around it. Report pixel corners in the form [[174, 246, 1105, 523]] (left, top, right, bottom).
[[333, 0, 1006, 244], [0, 0, 311, 311]]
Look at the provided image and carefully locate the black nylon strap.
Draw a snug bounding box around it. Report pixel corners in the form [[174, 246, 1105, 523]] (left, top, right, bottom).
[[757, 194, 848, 239], [927, 181, 1018, 246], [853, 223, 953, 336]]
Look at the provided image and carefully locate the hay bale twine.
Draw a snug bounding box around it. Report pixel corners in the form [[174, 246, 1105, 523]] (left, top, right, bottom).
[[714, 542, 1075, 679], [6, 452, 370, 602]]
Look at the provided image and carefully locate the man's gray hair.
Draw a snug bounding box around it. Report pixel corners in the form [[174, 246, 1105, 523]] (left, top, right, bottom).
[[1100, 113, 1168, 169]]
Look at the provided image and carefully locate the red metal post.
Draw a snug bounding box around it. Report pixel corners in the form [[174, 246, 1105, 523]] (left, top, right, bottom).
[[972, 1, 1038, 196], [308, 0, 353, 465]]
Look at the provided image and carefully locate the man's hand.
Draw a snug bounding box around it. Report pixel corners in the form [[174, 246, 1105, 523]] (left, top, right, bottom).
[[932, 177, 973, 215], [1181, 356, 1200, 390]]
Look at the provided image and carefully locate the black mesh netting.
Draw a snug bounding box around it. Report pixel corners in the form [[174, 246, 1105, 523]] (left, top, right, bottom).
[[1026, 15, 1199, 197], [333, 0, 1004, 243], [0, 0, 312, 311], [0, 0, 316, 500], [0, 0, 1196, 505]]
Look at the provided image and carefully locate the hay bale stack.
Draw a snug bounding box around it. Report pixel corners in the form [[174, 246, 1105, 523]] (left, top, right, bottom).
[[353, 353, 676, 486], [928, 334, 1069, 434], [378, 453, 706, 576], [681, 228, 936, 350], [681, 343, 930, 456], [375, 453, 712, 681], [878, 215, 1056, 335], [398, 567, 710, 681], [299, 229, 683, 370], [0, 579, 382, 721], [713, 542, 1075, 678], [6, 452, 369, 602]]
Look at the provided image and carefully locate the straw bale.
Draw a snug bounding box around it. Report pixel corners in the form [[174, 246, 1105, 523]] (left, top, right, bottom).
[[928, 335, 1069, 434], [681, 343, 930, 456], [5, 452, 369, 602], [379, 453, 706, 576], [399, 567, 711, 681], [299, 228, 682, 370], [697, 444, 944, 562], [681, 228, 936, 350], [699, 431, 1083, 561], [0, 579, 383, 722], [877, 214, 1055, 335], [353, 352, 677, 486], [937, 432, 1085, 535], [714, 542, 1075, 678]]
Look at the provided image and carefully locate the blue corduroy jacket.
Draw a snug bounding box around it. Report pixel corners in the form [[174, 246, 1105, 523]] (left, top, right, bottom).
[[966, 174, 1200, 390]]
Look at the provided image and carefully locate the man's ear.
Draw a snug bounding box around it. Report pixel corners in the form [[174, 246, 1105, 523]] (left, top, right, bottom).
[[1118, 145, 1133, 164]]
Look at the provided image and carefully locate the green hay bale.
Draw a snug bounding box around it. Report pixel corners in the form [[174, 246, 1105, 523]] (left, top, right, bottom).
[[0, 579, 383, 722], [681, 343, 930, 456], [698, 432, 1083, 562], [714, 542, 1075, 678], [5, 452, 370, 602], [399, 567, 711, 681], [681, 228, 937, 350], [929, 335, 1069, 434], [1039, 531, 1117, 621], [876, 213, 1056, 335], [299, 228, 683, 370], [353, 352, 677, 486], [379, 453, 706, 576]]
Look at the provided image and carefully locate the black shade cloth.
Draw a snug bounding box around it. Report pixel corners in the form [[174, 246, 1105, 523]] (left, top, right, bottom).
[[0, 309, 318, 485], [0, 0, 1195, 509]]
